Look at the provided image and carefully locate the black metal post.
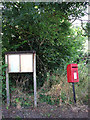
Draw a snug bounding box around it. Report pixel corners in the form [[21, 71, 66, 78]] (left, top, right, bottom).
[[72, 82, 76, 103]]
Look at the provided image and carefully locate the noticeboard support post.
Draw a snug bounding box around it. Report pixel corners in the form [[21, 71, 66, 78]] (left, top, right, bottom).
[[6, 67, 10, 106], [33, 53, 37, 107]]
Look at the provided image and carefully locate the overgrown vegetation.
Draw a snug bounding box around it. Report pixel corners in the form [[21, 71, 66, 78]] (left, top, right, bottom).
[[2, 2, 88, 106], [38, 60, 88, 105]]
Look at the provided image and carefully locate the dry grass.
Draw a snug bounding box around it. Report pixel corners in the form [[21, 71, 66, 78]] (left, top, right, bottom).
[[10, 63, 88, 107], [38, 64, 88, 106]]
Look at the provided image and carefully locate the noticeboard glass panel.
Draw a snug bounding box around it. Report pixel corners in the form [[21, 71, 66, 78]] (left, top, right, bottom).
[[21, 54, 33, 72], [8, 54, 20, 72]]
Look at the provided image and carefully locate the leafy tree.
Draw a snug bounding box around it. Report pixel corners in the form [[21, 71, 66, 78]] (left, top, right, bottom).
[[2, 2, 88, 87]]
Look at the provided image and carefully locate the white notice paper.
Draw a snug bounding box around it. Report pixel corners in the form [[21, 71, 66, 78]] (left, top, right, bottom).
[[74, 72, 77, 79], [9, 55, 20, 72], [21, 54, 33, 72]]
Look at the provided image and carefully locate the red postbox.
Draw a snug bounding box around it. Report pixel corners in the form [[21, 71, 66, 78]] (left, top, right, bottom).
[[67, 63, 79, 83]]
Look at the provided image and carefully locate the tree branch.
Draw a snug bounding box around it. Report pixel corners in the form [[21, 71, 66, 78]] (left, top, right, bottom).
[[37, 55, 48, 73], [40, 39, 45, 46]]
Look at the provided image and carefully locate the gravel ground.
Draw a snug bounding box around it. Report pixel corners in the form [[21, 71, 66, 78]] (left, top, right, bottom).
[[2, 102, 89, 119]]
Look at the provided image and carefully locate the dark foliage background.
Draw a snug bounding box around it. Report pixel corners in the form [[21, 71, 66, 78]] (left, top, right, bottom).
[[2, 2, 89, 104]]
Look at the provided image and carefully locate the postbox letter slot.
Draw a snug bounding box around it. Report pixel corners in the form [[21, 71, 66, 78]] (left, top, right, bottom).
[[72, 66, 77, 68]]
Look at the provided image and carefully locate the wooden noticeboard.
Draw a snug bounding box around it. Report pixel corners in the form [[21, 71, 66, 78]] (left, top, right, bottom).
[[5, 51, 37, 107]]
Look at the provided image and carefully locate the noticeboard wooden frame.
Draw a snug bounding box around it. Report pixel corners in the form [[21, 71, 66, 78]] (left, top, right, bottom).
[[5, 51, 37, 107]]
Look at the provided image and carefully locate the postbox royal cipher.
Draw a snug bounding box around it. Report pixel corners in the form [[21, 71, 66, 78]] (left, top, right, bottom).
[[67, 64, 79, 83]]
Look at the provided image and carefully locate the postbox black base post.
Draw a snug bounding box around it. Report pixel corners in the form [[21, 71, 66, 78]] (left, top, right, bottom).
[[72, 82, 76, 103]]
